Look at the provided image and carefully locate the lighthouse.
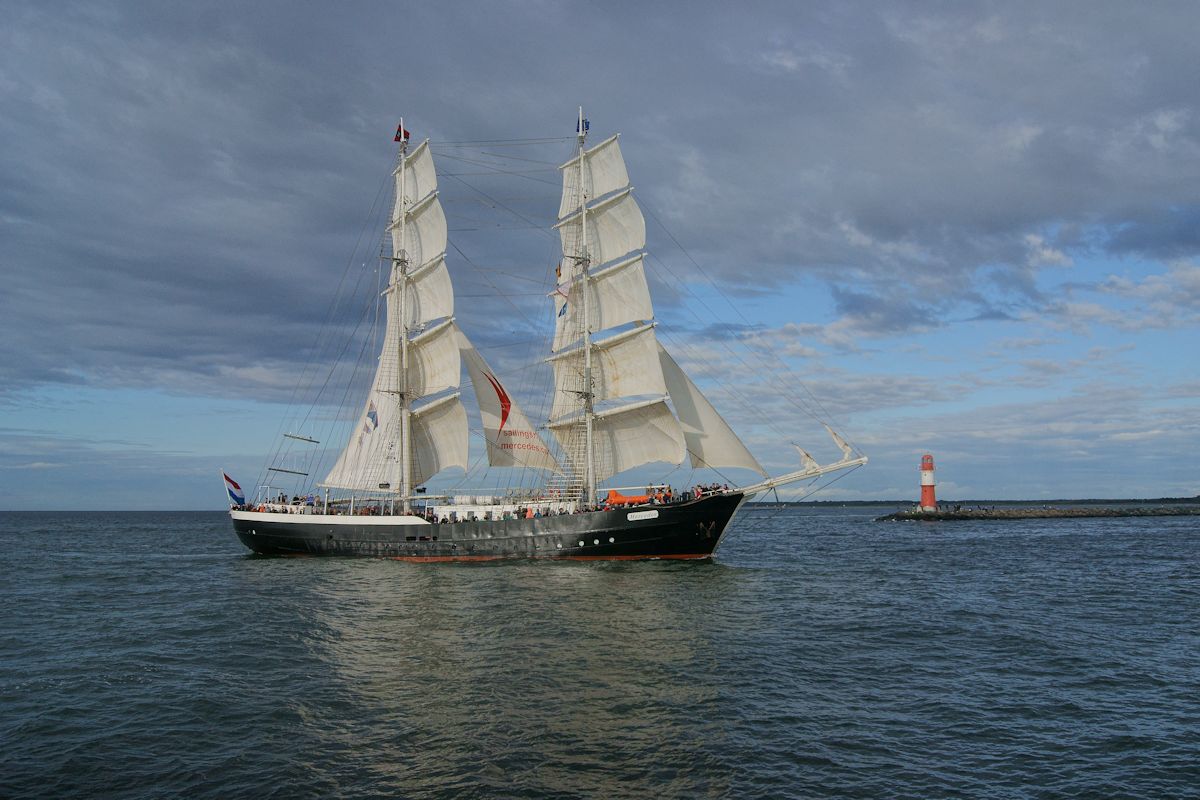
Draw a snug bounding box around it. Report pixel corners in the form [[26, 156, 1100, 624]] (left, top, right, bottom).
[[919, 454, 937, 511]]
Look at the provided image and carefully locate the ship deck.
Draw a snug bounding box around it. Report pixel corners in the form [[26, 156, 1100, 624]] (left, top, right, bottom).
[[231, 491, 748, 561]]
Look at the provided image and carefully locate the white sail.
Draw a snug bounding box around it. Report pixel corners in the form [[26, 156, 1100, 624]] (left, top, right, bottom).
[[403, 254, 454, 327], [554, 189, 645, 269], [275, 120, 869, 522], [405, 319, 461, 398], [320, 392, 401, 491], [549, 397, 684, 483], [793, 445, 818, 472], [320, 315, 403, 493], [551, 254, 653, 352], [558, 134, 630, 220], [392, 191, 447, 269], [321, 285, 405, 491], [392, 139, 437, 216], [458, 332, 561, 473], [409, 393, 469, 487], [322, 142, 461, 495], [320, 317, 462, 493], [658, 345, 767, 476], [548, 324, 667, 421]]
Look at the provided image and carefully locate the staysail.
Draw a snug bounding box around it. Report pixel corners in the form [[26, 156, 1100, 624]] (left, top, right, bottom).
[[458, 332, 561, 474], [657, 345, 767, 476]]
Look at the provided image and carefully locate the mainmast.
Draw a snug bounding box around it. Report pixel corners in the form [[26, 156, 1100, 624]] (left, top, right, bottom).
[[576, 106, 597, 506]]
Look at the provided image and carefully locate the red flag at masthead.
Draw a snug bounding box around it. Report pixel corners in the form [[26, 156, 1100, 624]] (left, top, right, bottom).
[[394, 123, 410, 142]]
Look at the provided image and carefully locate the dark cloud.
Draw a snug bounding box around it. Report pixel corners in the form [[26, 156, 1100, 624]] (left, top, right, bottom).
[[1107, 206, 1200, 258]]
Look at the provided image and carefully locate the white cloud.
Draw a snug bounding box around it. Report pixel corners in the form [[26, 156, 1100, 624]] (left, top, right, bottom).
[[1024, 233, 1072, 267]]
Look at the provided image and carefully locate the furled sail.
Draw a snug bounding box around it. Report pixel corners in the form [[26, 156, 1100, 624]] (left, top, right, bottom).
[[548, 324, 667, 420], [458, 332, 561, 473], [657, 345, 767, 476], [558, 134, 630, 219], [548, 398, 685, 483], [551, 254, 653, 352]]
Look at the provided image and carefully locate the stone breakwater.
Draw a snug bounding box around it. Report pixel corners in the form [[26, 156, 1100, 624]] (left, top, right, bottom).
[[876, 506, 1200, 522]]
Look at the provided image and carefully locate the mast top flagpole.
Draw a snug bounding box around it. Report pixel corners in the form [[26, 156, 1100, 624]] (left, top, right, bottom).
[[394, 117, 410, 153]]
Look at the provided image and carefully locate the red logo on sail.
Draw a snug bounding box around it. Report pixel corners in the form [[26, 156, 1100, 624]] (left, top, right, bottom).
[[483, 372, 512, 433]]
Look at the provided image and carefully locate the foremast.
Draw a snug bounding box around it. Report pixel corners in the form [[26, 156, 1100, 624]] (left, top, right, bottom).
[[320, 121, 470, 503]]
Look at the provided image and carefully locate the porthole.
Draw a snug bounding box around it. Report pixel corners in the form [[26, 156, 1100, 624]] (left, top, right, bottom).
[[608, 537, 615, 543], [593, 539, 599, 545], [578, 540, 585, 547]]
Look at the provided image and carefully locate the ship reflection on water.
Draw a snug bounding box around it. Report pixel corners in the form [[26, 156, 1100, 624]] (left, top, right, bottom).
[[8, 510, 1193, 797], [235, 558, 756, 796]]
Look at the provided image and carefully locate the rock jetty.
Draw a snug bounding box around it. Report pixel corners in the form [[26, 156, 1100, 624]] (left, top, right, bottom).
[[876, 506, 1200, 522]]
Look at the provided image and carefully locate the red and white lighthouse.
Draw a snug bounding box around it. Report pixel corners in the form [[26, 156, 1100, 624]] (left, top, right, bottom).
[[919, 454, 937, 511]]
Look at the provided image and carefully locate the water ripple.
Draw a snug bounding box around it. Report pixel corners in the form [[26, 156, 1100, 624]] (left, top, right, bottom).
[[1, 509, 1198, 798]]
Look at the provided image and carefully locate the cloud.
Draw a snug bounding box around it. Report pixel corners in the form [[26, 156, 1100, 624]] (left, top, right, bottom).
[[1038, 261, 1200, 332], [1100, 261, 1200, 322], [1024, 234, 1072, 267], [3, 1, 1200, 401], [846, 378, 1200, 498], [2, 2, 1200, 506]]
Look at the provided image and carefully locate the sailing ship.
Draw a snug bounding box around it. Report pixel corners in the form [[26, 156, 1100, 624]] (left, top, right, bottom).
[[229, 111, 866, 560]]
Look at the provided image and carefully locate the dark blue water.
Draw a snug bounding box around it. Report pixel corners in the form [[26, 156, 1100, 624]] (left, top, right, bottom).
[[2, 509, 1197, 799]]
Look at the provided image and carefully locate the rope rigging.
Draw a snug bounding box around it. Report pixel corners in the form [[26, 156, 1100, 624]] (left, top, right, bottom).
[[254, 130, 861, 505]]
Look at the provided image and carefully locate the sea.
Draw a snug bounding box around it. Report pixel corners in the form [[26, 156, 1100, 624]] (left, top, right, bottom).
[[1, 507, 1197, 799]]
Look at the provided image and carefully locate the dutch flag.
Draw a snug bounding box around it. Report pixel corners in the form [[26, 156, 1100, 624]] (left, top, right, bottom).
[[223, 472, 245, 505]]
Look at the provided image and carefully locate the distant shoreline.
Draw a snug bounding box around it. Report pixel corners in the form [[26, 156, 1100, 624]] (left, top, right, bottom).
[[875, 505, 1200, 521], [750, 497, 1200, 508]]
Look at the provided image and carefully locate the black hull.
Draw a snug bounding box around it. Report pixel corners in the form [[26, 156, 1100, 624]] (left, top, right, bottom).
[[231, 493, 746, 561]]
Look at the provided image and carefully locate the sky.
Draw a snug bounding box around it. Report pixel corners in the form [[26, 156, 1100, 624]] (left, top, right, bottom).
[[2, 0, 1198, 509]]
